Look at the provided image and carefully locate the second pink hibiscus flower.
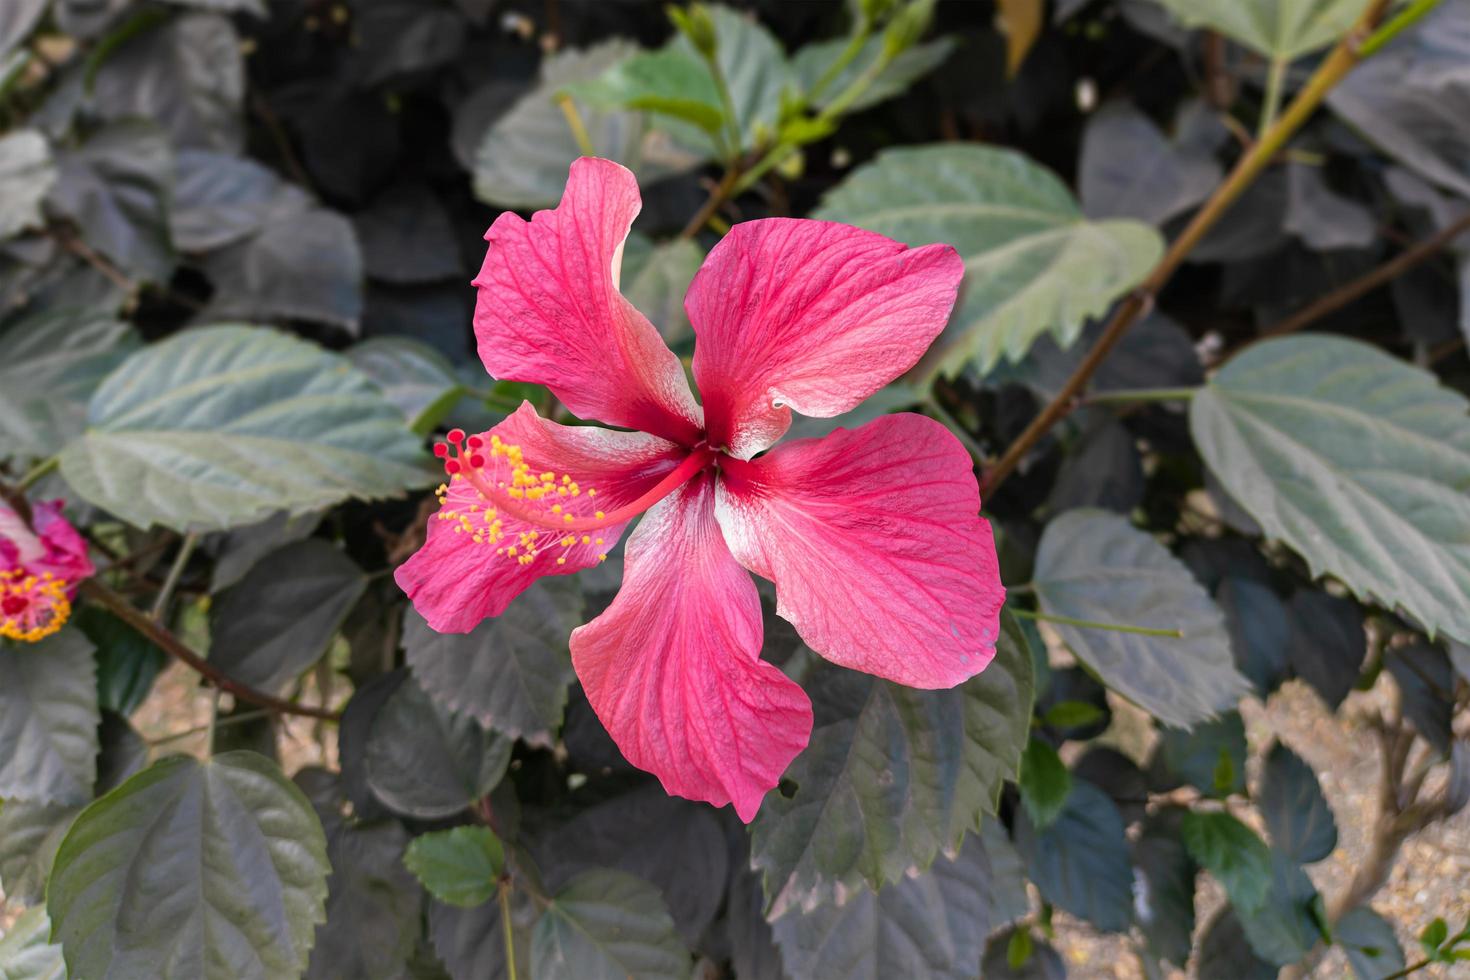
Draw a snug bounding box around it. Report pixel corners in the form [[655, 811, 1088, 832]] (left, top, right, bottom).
[[396, 157, 1005, 822]]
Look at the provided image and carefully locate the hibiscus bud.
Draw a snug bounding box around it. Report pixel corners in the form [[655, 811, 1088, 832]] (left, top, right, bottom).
[[882, 0, 935, 61], [668, 3, 718, 60], [858, 0, 901, 27]]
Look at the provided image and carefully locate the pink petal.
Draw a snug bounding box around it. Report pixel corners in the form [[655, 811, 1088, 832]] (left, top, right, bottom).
[[472, 157, 703, 445], [688, 218, 963, 459], [0, 500, 93, 588], [570, 474, 813, 822], [715, 413, 1004, 688], [396, 403, 687, 633]]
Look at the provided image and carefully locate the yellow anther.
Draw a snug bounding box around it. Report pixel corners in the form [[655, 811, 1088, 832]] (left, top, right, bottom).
[[581, 535, 591, 544], [556, 557, 566, 565], [551, 504, 562, 514], [594, 511, 605, 520], [563, 514, 574, 523], [507, 546, 517, 556], [597, 553, 607, 561]]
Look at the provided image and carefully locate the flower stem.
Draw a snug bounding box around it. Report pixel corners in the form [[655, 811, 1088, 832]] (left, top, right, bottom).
[[1010, 606, 1184, 638], [1083, 386, 1198, 405], [150, 531, 197, 622], [555, 93, 596, 157], [17, 456, 58, 491], [1359, 0, 1443, 58], [499, 880, 519, 980], [1257, 56, 1288, 141], [807, 23, 871, 105]]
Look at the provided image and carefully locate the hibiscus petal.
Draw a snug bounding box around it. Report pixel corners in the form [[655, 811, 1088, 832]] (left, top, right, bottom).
[[688, 218, 963, 459], [715, 413, 1004, 688], [472, 157, 702, 445], [570, 474, 813, 822], [396, 403, 687, 633]]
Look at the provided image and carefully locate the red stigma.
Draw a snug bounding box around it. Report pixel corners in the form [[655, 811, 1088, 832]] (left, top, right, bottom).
[[447, 428, 466, 444], [433, 443, 449, 458], [469, 453, 485, 468], [444, 459, 461, 475], [467, 435, 483, 449]]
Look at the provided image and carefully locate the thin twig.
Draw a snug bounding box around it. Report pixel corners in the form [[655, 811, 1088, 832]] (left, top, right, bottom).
[[679, 167, 742, 240], [980, 0, 1395, 495], [150, 531, 197, 621], [49, 226, 134, 294]]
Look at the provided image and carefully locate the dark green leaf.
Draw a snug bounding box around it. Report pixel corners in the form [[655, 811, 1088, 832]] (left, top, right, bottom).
[[0, 799, 78, 906], [365, 675, 512, 819], [1074, 746, 1150, 825], [429, 887, 536, 980], [1034, 509, 1249, 727], [1337, 906, 1405, 980], [59, 325, 430, 532], [982, 926, 1066, 979], [1260, 743, 1337, 864], [209, 510, 323, 593], [306, 814, 423, 980], [770, 834, 991, 980], [405, 826, 505, 908], [1385, 644, 1455, 757], [531, 869, 688, 980], [1217, 576, 1290, 695], [1134, 807, 1197, 967], [1079, 100, 1221, 226], [0, 905, 66, 980], [570, 46, 727, 137], [75, 606, 167, 716], [1046, 416, 1144, 514], [1236, 852, 1325, 964], [751, 609, 1033, 915], [349, 0, 465, 86], [1284, 162, 1376, 250], [1191, 336, 1470, 645], [1197, 908, 1278, 980], [1181, 810, 1273, 913], [1014, 779, 1133, 932], [1157, 713, 1247, 797], [619, 235, 704, 343], [0, 630, 98, 805], [1286, 588, 1366, 709], [348, 337, 464, 434], [210, 539, 366, 693], [403, 577, 581, 747], [815, 144, 1161, 375], [47, 752, 330, 980], [1041, 700, 1106, 729], [0, 130, 55, 238], [1018, 737, 1072, 830], [171, 148, 304, 252], [353, 184, 462, 286], [95, 710, 147, 793]]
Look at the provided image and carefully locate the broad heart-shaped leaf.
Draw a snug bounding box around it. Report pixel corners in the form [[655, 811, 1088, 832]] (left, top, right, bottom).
[[1156, 712, 1248, 797], [1147, 0, 1365, 59], [1014, 779, 1133, 932], [75, 605, 168, 715], [59, 325, 431, 533], [472, 40, 702, 209], [750, 610, 1034, 917], [0, 305, 138, 459], [813, 144, 1161, 377], [1190, 336, 1470, 644], [0, 630, 98, 805], [568, 46, 728, 138], [0, 129, 55, 238], [210, 539, 366, 693], [792, 36, 956, 114], [769, 833, 991, 980], [1260, 743, 1337, 864], [1182, 810, 1273, 913], [531, 869, 689, 980], [1033, 509, 1250, 727], [1079, 100, 1221, 227], [346, 337, 463, 434], [306, 816, 422, 980], [1134, 807, 1198, 967], [1286, 587, 1366, 709], [404, 826, 505, 908], [619, 234, 705, 343], [365, 675, 512, 819], [47, 752, 330, 980], [403, 577, 582, 747], [1235, 851, 1325, 965], [1336, 906, 1407, 980], [0, 905, 66, 980], [1197, 908, 1278, 980], [0, 799, 79, 906]]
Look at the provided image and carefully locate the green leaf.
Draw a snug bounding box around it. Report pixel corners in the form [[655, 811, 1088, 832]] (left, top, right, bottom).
[[619, 234, 705, 343], [472, 40, 703, 209], [0, 630, 98, 805], [1191, 336, 1470, 644], [1033, 509, 1250, 727], [1421, 917, 1450, 954], [1134, 807, 1198, 967], [569, 47, 727, 137], [404, 826, 505, 908], [1006, 927, 1033, 970], [306, 815, 422, 980], [751, 610, 1034, 916], [1157, 713, 1248, 797], [1014, 780, 1133, 932], [75, 606, 167, 716], [0, 905, 66, 980], [403, 578, 581, 747], [1260, 742, 1337, 864], [983, 926, 1067, 978], [1039, 699, 1106, 729], [769, 834, 991, 980], [47, 752, 330, 980], [0, 307, 139, 459], [1018, 738, 1072, 830], [673, 5, 789, 147], [210, 539, 366, 693], [793, 36, 955, 113], [1197, 908, 1278, 980], [814, 144, 1161, 376], [209, 510, 323, 593], [0, 799, 79, 906], [346, 338, 463, 435], [531, 869, 689, 980], [1182, 810, 1273, 913], [0, 130, 55, 238], [59, 325, 431, 533], [1236, 852, 1325, 964], [365, 675, 512, 819], [1146, 0, 1365, 59], [1336, 906, 1405, 979]]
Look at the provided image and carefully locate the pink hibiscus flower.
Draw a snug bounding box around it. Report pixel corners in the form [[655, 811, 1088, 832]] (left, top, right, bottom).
[[1, 499, 94, 642], [396, 158, 1005, 821]]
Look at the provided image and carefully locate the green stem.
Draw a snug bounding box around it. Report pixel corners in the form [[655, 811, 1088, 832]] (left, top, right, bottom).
[[1378, 958, 1434, 980], [922, 395, 986, 464], [150, 705, 272, 747], [1258, 56, 1288, 140], [702, 49, 745, 162], [1010, 606, 1184, 639], [500, 881, 519, 980], [151, 532, 197, 622], [817, 47, 891, 122], [17, 456, 58, 491], [1359, 0, 1443, 57], [1084, 386, 1198, 405], [555, 94, 596, 157], [807, 25, 871, 105]]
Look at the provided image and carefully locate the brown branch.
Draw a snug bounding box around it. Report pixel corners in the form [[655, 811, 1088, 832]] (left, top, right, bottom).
[[49, 226, 135, 295], [980, 0, 1395, 495], [679, 166, 742, 240], [1260, 208, 1470, 339]]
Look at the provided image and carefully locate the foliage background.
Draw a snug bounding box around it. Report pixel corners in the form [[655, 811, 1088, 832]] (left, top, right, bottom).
[[0, 0, 1468, 978]]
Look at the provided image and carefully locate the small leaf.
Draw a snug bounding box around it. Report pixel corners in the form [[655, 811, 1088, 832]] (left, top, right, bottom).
[[815, 144, 1161, 376], [792, 36, 954, 113], [1260, 743, 1337, 864], [532, 870, 689, 980], [1133, 807, 1198, 967], [1033, 509, 1249, 727], [1421, 917, 1450, 954], [1336, 906, 1405, 980], [1040, 700, 1106, 729], [1079, 100, 1221, 226], [1015, 780, 1133, 932], [983, 926, 1066, 979], [1148, 0, 1367, 59], [1385, 644, 1455, 757], [1006, 927, 1034, 969], [1191, 336, 1470, 645], [75, 605, 167, 716], [1197, 908, 1278, 980], [0, 630, 99, 805], [47, 752, 330, 980], [1286, 588, 1366, 709], [1018, 738, 1072, 830], [0, 130, 56, 238], [1182, 810, 1273, 913], [1236, 852, 1325, 964], [405, 826, 505, 908], [0, 905, 66, 980], [59, 325, 430, 532]]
